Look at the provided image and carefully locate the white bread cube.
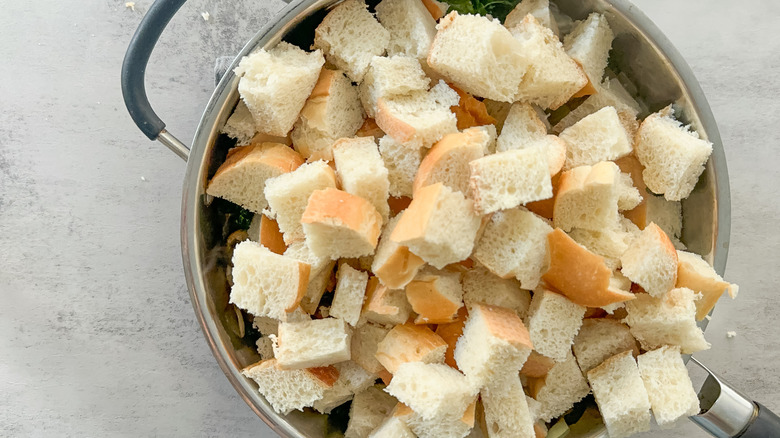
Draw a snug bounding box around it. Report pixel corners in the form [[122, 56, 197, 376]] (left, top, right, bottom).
[[469, 147, 553, 214], [528, 352, 590, 421], [394, 399, 478, 438], [242, 359, 338, 414], [378, 135, 423, 198], [563, 13, 614, 88], [283, 240, 336, 314], [553, 161, 621, 232], [427, 12, 528, 102], [505, 0, 558, 35], [525, 288, 586, 362], [405, 267, 464, 324], [331, 263, 370, 326], [371, 213, 425, 290], [391, 183, 481, 269], [360, 55, 430, 118], [346, 385, 399, 438], [376, 0, 437, 60], [568, 221, 638, 271], [495, 102, 547, 152], [677, 249, 738, 320], [509, 15, 588, 110], [587, 351, 651, 438], [635, 106, 713, 201], [572, 318, 638, 373], [264, 160, 338, 243], [314, 360, 377, 414], [462, 267, 532, 319], [481, 373, 536, 438], [559, 106, 632, 169], [290, 69, 365, 161], [362, 278, 413, 326], [273, 317, 351, 369], [207, 142, 304, 214], [333, 137, 391, 221], [234, 42, 325, 137], [637, 346, 700, 427], [646, 194, 682, 240], [473, 208, 552, 289], [385, 362, 477, 421], [552, 77, 641, 135], [375, 323, 447, 374], [454, 303, 534, 387], [313, 0, 390, 82], [624, 288, 710, 354], [301, 188, 383, 259], [414, 127, 490, 195], [230, 241, 310, 319], [368, 416, 416, 438], [352, 322, 392, 374], [221, 100, 256, 145], [620, 222, 678, 297], [617, 172, 642, 211], [376, 82, 459, 149]]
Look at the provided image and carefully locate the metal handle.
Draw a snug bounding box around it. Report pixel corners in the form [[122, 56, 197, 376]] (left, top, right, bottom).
[[737, 402, 780, 438], [121, 0, 190, 160]]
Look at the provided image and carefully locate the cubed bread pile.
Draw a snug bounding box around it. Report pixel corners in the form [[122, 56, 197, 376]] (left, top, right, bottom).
[[210, 1, 739, 437]]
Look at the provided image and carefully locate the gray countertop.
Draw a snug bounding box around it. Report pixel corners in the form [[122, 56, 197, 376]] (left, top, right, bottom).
[[1, 0, 778, 436]]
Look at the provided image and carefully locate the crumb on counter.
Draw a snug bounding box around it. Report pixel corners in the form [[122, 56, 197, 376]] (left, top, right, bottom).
[[726, 331, 737, 338], [140, 176, 147, 182], [201, 11, 210, 21], [125, 2, 135, 11], [705, 315, 712, 321]]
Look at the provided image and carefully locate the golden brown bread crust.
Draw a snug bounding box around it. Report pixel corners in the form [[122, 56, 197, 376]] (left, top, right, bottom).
[[210, 142, 304, 184], [259, 215, 287, 255], [356, 117, 386, 138], [435, 307, 468, 369], [375, 323, 447, 373], [525, 172, 561, 219], [616, 154, 648, 228], [474, 302, 534, 350], [376, 97, 417, 144], [390, 183, 443, 244], [300, 187, 382, 248], [420, 0, 447, 20], [413, 129, 483, 195], [289, 262, 312, 312], [520, 350, 556, 378], [449, 84, 497, 130], [406, 274, 462, 324], [306, 364, 341, 388], [374, 244, 425, 290]]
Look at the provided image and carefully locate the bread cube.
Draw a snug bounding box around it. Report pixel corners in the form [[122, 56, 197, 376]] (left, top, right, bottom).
[[265, 160, 338, 243], [454, 303, 534, 387], [391, 183, 481, 269], [473, 207, 552, 289], [368, 416, 416, 438], [371, 213, 426, 290], [375, 323, 447, 373], [375, 0, 437, 60], [560, 106, 632, 169], [528, 352, 590, 421], [552, 77, 641, 135], [624, 288, 710, 354], [333, 137, 391, 221], [563, 13, 614, 88], [230, 241, 310, 319], [313, 360, 377, 414], [505, 0, 558, 34], [242, 359, 339, 414], [346, 385, 399, 438], [676, 250, 739, 320], [462, 267, 532, 319], [351, 322, 392, 374], [360, 55, 430, 118], [494, 102, 547, 152], [385, 362, 477, 421], [481, 373, 536, 438], [313, 0, 390, 82], [405, 267, 464, 324], [637, 346, 700, 427], [282, 241, 335, 314], [568, 220, 638, 271], [428, 12, 528, 102], [572, 318, 639, 373], [361, 277, 413, 326], [519, 350, 556, 378], [273, 318, 351, 369], [247, 214, 285, 254], [330, 263, 369, 327], [434, 307, 468, 369], [470, 147, 553, 214], [587, 351, 652, 438], [525, 288, 585, 362], [413, 128, 488, 195], [395, 398, 478, 438], [207, 142, 304, 214], [553, 161, 621, 232], [635, 106, 713, 201], [621, 223, 678, 297], [234, 42, 325, 136], [379, 135, 424, 198]]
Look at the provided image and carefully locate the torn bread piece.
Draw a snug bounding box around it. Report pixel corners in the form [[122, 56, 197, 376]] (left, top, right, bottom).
[[362, 277, 413, 326], [346, 385, 399, 438], [251, 214, 287, 255], [368, 415, 415, 438], [273, 317, 351, 369], [385, 362, 477, 421], [552, 77, 641, 135], [221, 100, 257, 146], [394, 398, 478, 438], [435, 307, 468, 369], [505, 0, 559, 35], [553, 161, 621, 232], [351, 322, 391, 374], [313, 360, 377, 414], [676, 249, 739, 320], [525, 287, 586, 362], [283, 240, 336, 314], [620, 223, 678, 297], [379, 134, 424, 198], [331, 263, 370, 326], [405, 267, 464, 324], [573, 318, 639, 373], [587, 351, 651, 438], [520, 350, 556, 378], [360, 55, 430, 118], [413, 127, 488, 195], [528, 352, 590, 422], [333, 137, 391, 221], [481, 373, 536, 438], [375, 0, 437, 61], [242, 360, 338, 415], [372, 212, 426, 290], [462, 267, 532, 319], [559, 106, 632, 170], [495, 102, 547, 152], [375, 323, 447, 373], [637, 345, 700, 427], [563, 13, 614, 92]]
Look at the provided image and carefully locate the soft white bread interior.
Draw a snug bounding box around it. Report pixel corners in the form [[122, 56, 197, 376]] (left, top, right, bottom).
[[313, 0, 390, 82], [331, 263, 370, 326], [617, 172, 642, 211], [397, 398, 478, 438], [481, 373, 536, 438], [528, 352, 590, 422], [634, 105, 713, 201], [572, 318, 638, 373], [301, 187, 383, 259], [235, 42, 325, 137], [207, 142, 304, 214], [519, 350, 556, 379], [333, 136, 391, 221], [264, 160, 337, 244], [553, 161, 621, 232], [313, 360, 377, 413], [462, 267, 532, 319], [524, 288, 585, 362], [405, 267, 464, 324], [360, 55, 430, 118], [361, 278, 413, 326], [283, 240, 336, 314], [372, 212, 426, 290], [505, 0, 559, 35], [559, 106, 632, 170], [230, 241, 310, 319], [676, 249, 738, 320], [508, 15, 588, 110], [552, 77, 641, 135], [495, 102, 547, 152], [290, 69, 364, 161], [454, 303, 534, 387], [351, 321, 392, 374], [368, 415, 416, 438], [242, 359, 338, 415], [385, 362, 477, 421], [473, 207, 552, 289], [391, 183, 481, 269], [221, 100, 257, 146], [624, 288, 711, 354], [637, 345, 700, 427], [346, 385, 399, 438], [413, 127, 488, 195], [568, 219, 638, 271], [375, 323, 447, 373], [375, 0, 437, 61], [563, 13, 613, 89], [273, 317, 351, 369], [379, 135, 424, 198], [620, 222, 678, 297], [469, 147, 553, 214], [587, 351, 651, 438], [427, 12, 528, 102]]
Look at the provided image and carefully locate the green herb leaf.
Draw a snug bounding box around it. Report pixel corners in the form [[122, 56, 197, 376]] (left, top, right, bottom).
[[439, 0, 522, 22]]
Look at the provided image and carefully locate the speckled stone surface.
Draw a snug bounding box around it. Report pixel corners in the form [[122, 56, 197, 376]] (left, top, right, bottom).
[[1, 1, 778, 436]]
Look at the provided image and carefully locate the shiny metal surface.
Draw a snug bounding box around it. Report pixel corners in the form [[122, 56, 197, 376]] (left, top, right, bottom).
[[179, 0, 732, 436], [689, 357, 756, 438], [157, 129, 190, 161]]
